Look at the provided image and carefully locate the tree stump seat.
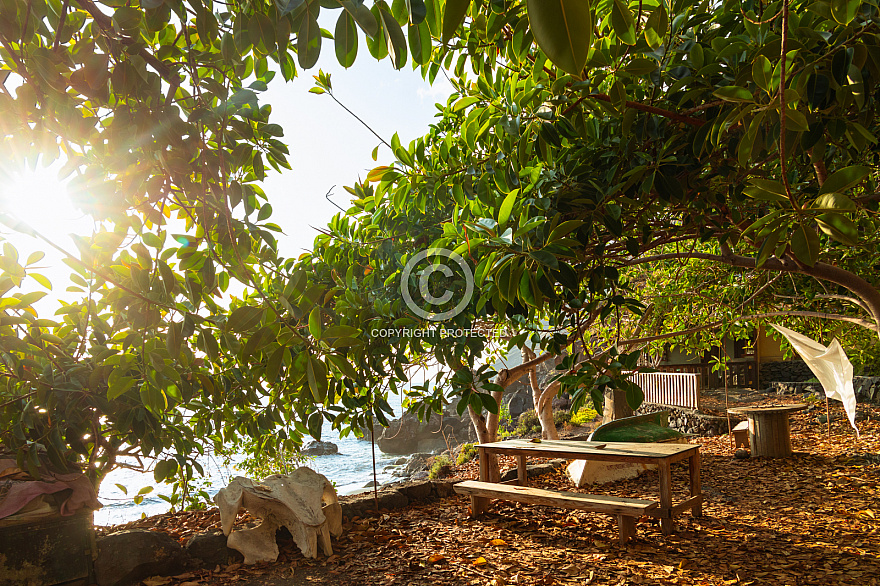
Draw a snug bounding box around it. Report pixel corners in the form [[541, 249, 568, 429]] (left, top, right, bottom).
[[454, 480, 658, 544]]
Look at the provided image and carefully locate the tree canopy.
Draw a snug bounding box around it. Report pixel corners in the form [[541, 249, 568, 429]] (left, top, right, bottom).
[[3, 0, 880, 492]]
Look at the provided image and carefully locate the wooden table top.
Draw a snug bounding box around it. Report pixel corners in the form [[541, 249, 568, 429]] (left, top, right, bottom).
[[727, 404, 807, 415], [476, 439, 699, 459]]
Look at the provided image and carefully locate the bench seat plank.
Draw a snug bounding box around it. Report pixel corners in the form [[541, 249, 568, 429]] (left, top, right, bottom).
[[454, 480, 658, 516]]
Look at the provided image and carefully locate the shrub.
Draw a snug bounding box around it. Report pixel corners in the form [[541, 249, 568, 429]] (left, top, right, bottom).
[[428, 455, 452, 479], [570, 406, 600, 426], [456, 443, 477, 465], [553, 410, 572, 426], [513, 410, 542, 436]]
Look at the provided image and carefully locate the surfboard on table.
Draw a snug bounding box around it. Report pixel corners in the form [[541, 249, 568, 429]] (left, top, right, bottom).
[[567, 411, 693, 487]]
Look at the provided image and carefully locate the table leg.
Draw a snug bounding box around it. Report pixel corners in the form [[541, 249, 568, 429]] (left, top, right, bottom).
[[472, 447, 489, 516], [658, 459, 673, 535], [689, 450, 702, 518], [516, 454, 527, 486]]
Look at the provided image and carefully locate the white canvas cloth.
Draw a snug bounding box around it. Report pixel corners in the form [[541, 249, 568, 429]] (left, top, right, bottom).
[[770, 324, 859, 437]]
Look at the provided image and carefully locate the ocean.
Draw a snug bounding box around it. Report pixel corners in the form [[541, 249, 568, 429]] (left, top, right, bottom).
[[95, 397, 407, 526]]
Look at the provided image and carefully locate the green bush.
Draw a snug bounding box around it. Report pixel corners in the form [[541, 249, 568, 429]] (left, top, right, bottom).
[[553, 410, 572, 426], [570, 406, 600, 426], [456, 443, 477, 465], [429, 455, 452, 480], [514, 410, 542, 436]]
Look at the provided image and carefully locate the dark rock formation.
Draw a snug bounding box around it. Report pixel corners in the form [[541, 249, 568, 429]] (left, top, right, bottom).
[[301, 441, 339, 456], [95, 529, 190, 586]]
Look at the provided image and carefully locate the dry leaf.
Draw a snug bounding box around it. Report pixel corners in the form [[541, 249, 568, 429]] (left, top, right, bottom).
[[490, 538, 507, 546], [141, 578, 171, 586], [473, 556, 488, 566], [427, 553, 445, 563]]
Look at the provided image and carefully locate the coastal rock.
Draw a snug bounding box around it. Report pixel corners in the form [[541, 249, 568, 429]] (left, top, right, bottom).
[[401, 453, 431, 477], [376, 412, 475, 454], [95, 529, 190, 586], [301, 441, 339, 456], [185, 530, 240, 568]]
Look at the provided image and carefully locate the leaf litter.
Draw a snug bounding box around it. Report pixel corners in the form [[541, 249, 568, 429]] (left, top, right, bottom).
[[121, 401, 879, 585]]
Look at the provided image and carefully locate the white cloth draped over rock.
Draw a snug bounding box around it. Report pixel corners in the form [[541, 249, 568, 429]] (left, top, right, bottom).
[[214, 467, 342, 564], [770, 324, 860, 437]]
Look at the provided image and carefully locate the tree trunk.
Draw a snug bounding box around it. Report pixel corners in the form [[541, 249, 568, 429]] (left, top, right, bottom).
[[524, 347, 561, 440], [463, 349, 558, 482], [603, 388, 634, 424]]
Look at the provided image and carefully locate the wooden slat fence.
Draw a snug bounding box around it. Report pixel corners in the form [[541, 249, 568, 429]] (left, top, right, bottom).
[[628, 371, 701, 410]]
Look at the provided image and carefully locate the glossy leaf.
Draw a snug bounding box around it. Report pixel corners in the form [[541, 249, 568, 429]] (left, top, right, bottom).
[[526, 0, 593, 76]]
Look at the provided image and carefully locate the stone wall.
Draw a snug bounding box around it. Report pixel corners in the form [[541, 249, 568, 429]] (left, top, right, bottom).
[[636, 403, 740, 437], [759, 360, 813, 384], [770, 376, 880, 404]]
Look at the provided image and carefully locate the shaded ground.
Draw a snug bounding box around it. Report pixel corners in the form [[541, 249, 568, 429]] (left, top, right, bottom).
[[115, 400, 880, 586]]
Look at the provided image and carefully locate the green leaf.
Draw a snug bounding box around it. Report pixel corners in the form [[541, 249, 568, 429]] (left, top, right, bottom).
[[547, 220, 583, 243], [791, 223, 820, 266], [25, 251, 44, 266], [341, 0, 379, 37], [526, 0, 593, 76], [227, 306, 264, 332], [752, 55, 773, 93], [379, 4, 407, 69], [442, 0, 471, 43], [335, 11, 358, 68], [298, 11, 322, 69], [743, 179, 789, 202], [307, 355, 327, 402], [712, 86, 754, 102], [528, 250, 559, 270], [830, 0, 860, 24], [816, 213, 858, 246], [497, 189, 518, 228], [266, 346, 286, 382], [643, 5, 667, 48], [610, 0, 636, 45], [308, 411, 323, 440], [309, 306, 322, 339], [818, 165, 871, 196], [814, 192, 856, 211], [406, 0, 427, 24]]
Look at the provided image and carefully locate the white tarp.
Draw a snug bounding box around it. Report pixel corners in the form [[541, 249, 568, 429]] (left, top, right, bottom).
[[770, 324, 859, 437]]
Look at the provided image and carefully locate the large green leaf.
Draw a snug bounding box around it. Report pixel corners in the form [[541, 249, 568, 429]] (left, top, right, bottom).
[[610, 0, 635, 45], [340, 0, 379, 37], [712, 86, 754, 102], [298, 10, 322, 69], [527, 0, 592, 76], [643, 5, 667, 48], [791, 223, 820, 266], [335, 10, 358, 67], [227, 306, 265, 331], [818, 165, 871, 195], [816, 213, 858, 245], [442, 0, 471, 43], [378, 2, 407, 69]]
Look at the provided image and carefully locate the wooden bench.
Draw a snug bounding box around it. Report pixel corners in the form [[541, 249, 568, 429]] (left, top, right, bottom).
[[454, 480, 659, 544]]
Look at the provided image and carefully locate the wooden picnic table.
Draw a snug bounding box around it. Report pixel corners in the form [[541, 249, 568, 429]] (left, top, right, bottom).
[[727, 404, 807, 458], [471, 439, 702, 536]]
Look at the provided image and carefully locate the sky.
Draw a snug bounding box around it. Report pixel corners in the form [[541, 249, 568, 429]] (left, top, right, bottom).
[[0, 35, 454, 307]]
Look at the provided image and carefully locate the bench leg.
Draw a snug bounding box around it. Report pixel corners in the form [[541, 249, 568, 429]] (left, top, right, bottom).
[[470, 495, 489, 517], [617, 515, 635, 545]]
